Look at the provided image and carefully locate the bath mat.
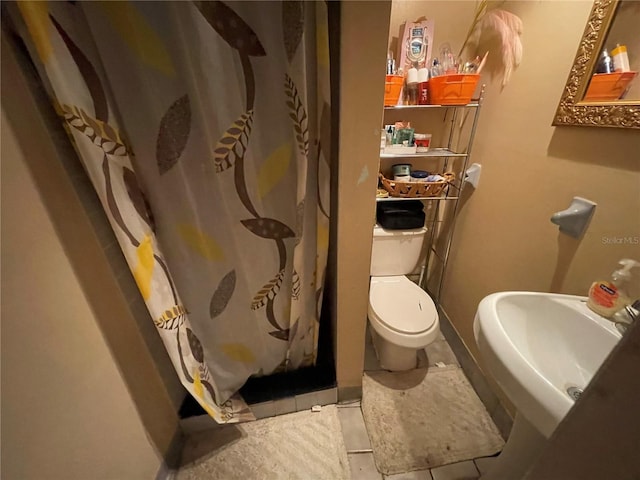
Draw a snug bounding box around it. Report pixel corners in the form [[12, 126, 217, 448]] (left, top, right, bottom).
[[177, 404, 349, 480], [362, 366, 504, 475]]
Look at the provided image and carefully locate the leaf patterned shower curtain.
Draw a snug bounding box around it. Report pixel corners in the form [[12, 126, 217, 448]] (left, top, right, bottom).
[[13, 0, 331, 423]]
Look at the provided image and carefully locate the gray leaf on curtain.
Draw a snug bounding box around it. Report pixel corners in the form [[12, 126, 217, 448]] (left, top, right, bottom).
[[12, 0, 331, 424]]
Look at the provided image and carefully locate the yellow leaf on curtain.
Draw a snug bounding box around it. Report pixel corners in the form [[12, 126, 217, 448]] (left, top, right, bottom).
[[317, 221, 329, 251], [177, 224, 224, 261], [97, 2, 175, 76], [221, 344, 256, 364], [133, 234, 155, 300], [17, 1, 53, 63], [258, 142, 292, 198], [193, 369, 218, 419], [193, 368, 204, 397]]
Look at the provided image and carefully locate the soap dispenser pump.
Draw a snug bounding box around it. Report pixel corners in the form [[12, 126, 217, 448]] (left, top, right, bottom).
[[587, 259, 640, 318]]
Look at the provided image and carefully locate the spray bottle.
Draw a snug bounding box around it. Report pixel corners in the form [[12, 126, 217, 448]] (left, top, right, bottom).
[[587, 259, 640, 318]]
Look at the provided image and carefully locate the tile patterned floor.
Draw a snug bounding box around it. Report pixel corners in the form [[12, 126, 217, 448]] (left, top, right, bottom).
[[341, 327, 499, 480], [177, 330, 501, 479]]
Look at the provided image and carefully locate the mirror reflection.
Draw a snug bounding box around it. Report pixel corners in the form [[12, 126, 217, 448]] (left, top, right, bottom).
[[584, 0, 640, 102]]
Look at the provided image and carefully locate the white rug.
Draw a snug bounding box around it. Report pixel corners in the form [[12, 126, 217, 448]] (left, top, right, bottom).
[[177, 404, 349, 480], [362, 366, 504, 475]]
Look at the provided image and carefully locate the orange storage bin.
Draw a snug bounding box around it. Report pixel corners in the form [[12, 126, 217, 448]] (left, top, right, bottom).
[[584, 72, 637, 102], [384, 75, 404, 106], [428, 74, 480, 105]]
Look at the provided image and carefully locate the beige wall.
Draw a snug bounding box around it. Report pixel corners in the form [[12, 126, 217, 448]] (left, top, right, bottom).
[[1, 33, 182, 479], [441, 0, 640, 358], [389, 0, 476, 62], [1, 109, 162, 480], [388, 0, 640, 388], [333, 1, 391, 394]]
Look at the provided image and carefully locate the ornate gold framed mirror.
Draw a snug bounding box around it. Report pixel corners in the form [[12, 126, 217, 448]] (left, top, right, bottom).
[[554, 0, 640, 129]]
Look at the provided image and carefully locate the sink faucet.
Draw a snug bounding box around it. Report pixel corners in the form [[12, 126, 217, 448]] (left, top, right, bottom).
[[612, 300, 640, 333]]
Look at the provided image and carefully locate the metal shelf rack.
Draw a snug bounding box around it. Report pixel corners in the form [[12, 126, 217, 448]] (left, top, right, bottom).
[[378, 88, 485, 306]]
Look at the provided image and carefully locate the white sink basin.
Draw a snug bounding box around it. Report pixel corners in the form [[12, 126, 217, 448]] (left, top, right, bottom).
[[474, 291, 621, 439]]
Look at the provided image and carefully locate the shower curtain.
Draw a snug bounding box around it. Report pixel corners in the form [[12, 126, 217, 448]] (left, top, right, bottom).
[[14, 0, 331, 423]]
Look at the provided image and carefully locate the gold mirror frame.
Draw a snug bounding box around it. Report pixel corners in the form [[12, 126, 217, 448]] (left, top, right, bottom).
[[553, 0, 640, 129]]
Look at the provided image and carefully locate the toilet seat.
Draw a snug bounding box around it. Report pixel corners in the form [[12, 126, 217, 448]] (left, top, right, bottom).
[[369, 276, 437, 334], [368, 276, 439, 349]]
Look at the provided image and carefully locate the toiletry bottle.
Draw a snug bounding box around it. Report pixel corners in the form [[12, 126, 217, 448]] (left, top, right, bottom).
[[417, 66, 429, 104], [612, 44, 630, 72], [430, 58, 443, 78], [386, 51, 396, 75], [596, 48, 614, 74], [386, 125, 394, 145], [406, 63, 419, 105], [587, 259, 640, 318]]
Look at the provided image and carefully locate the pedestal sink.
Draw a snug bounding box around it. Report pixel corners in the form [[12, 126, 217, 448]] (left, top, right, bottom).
[[473, 292, 621, 480]]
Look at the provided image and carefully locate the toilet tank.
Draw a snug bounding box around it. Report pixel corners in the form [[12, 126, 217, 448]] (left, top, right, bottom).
[[370, 225, 428, 276]]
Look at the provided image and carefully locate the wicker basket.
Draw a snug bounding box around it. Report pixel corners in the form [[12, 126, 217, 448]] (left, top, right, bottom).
[[379, 172, 455, 198]]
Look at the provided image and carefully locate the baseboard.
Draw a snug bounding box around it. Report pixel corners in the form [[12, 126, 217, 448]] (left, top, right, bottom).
[[155, 426, 185, 479], [438, 306, 513, 440], [337, 385, 363, 403], [155, 462, 174, 480], [180, 387, 339, 435]]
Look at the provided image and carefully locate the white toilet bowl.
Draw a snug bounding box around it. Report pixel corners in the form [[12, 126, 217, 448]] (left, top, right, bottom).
[[368, 275, 440, 371]]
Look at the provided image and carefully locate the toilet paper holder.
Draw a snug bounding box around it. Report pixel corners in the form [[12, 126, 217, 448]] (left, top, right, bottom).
[[550, 197, 597, 238]]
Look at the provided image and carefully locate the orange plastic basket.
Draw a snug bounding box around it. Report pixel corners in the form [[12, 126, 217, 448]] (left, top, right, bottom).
[[584, 72, 637, 102], [384, 75, 404, 106], [428, 74, 480, 105]]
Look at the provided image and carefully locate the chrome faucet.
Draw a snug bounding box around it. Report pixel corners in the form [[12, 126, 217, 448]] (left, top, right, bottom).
[[612, 300, 640, 334]]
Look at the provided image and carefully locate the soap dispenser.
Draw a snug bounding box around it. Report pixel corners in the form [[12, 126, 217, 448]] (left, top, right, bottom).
[[587, 259, 640, 318]]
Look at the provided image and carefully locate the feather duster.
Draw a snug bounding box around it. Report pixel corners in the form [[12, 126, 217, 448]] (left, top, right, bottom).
[[460, 4, 523, 87]]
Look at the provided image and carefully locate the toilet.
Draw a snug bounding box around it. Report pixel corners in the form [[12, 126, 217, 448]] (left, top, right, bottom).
[[368, 225, 440, 371]]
